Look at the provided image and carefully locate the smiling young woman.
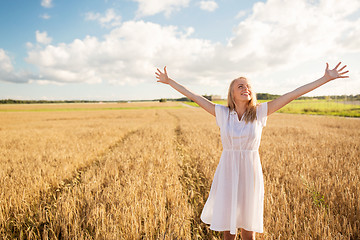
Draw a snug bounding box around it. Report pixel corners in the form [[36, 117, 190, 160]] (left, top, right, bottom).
[[155, 62, 348, 240], [227, 77, 257, 123]]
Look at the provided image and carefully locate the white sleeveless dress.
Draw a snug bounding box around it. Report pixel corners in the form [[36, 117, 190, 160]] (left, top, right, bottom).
[[200, 102, 268, 234]]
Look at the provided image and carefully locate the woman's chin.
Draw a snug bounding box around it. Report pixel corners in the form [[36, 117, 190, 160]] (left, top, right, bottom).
[[240, 96, 251, 101]]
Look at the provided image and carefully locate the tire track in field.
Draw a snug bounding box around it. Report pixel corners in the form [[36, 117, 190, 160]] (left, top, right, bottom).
[[47, 129, 140, 198], [5, 110, 164, 239], [5, 128, 141, 239], [166, 110, 221, 239]]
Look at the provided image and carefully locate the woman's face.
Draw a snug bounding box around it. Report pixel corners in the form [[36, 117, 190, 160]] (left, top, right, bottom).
[[232, 78, 252, 103]]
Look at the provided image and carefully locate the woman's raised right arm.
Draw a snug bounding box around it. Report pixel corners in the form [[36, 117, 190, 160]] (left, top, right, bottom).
[[155, 66, 215, 116]]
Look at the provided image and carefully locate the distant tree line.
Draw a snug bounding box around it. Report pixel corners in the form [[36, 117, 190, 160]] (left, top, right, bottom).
[[1, 94, 359, 104], [0, 99, 126, 104], [256, 93, 281, 100], [160, 94, 360, 102], [296, 94, 360, 101], [256, 93, 360, 101]]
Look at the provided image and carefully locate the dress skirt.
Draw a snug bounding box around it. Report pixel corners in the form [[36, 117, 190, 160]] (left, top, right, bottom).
[[200, 102, 268, 234]]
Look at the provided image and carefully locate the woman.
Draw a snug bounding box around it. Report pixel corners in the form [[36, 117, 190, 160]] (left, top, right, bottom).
[[155, 62, 348, 240]]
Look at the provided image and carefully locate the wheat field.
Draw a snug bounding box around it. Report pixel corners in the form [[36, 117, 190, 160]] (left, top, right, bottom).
[[0, 102, 359, 239]]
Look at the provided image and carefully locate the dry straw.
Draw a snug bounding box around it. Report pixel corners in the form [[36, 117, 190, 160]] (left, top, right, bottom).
[[0, 103, 359, 239]]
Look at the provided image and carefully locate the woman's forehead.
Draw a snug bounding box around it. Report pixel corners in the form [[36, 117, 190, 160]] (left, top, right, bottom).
[[234, 78, 249, 85]]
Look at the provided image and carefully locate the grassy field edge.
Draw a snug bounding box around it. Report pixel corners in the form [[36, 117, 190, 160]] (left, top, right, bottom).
[[182, 100, 360, 118]]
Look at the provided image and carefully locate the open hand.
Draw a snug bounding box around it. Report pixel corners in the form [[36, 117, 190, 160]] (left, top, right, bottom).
[[155, 66, 171, 84], [324, 62, 349, 81]]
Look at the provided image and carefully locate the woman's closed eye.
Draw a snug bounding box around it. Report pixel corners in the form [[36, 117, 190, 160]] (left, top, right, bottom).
[[238, 85, 249, 90]]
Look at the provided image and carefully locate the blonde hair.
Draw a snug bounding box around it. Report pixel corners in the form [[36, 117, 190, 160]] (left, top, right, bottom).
[[227, 77, 257, 123]]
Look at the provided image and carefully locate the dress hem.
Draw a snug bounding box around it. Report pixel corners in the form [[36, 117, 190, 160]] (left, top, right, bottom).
[[201, 217, 263, 234]]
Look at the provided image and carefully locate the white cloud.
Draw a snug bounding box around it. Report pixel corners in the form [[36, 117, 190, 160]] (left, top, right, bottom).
[[235, 10, 247, 19], [41, 0, 53, 8], [85, 8, 122, 28], [26, 42, 34, 49], [0, 49, 14, 73], [0, 49, 34, 83], [132, 0, 190, 18], [6, 0, 360, 96], [40, 13, 51, 20], [25, 21, 219, 84], [199, 1, 218, 12], [36, 31, 52, 45], [225, 0, 360, 74]]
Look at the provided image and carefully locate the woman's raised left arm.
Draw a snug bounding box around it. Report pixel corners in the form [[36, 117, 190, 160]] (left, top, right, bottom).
[[267, 62, 349, 116]]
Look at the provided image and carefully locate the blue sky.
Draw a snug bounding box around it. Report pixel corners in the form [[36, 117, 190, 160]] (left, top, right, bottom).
[[0, 0, 359, 101]]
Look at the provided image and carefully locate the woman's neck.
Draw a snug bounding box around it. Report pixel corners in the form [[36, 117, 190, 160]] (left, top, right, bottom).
[[234, 101, 248, 118]]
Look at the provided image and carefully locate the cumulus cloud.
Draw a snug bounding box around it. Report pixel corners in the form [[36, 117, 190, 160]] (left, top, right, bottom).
[[25, 21, 219, 84], [199, 1, 218, 12], [235, 10, 247, 19], [8, 0, 360, 93], [0, 49, 13, 73], [85, 8, 122, 28], [132, 0, 190, 18], [0, 49, 34, 83], [41, 0, 53, 8], [36, 31, 52, 45], [226, 0, 360, 73]]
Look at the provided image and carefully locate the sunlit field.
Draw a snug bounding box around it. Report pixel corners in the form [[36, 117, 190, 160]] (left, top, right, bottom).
[[0, 102, 359, 239], [0, 101, 183, 112]]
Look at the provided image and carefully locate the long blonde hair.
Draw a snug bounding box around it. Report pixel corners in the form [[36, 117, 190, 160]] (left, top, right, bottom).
[[227, 77, 257, 123]]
